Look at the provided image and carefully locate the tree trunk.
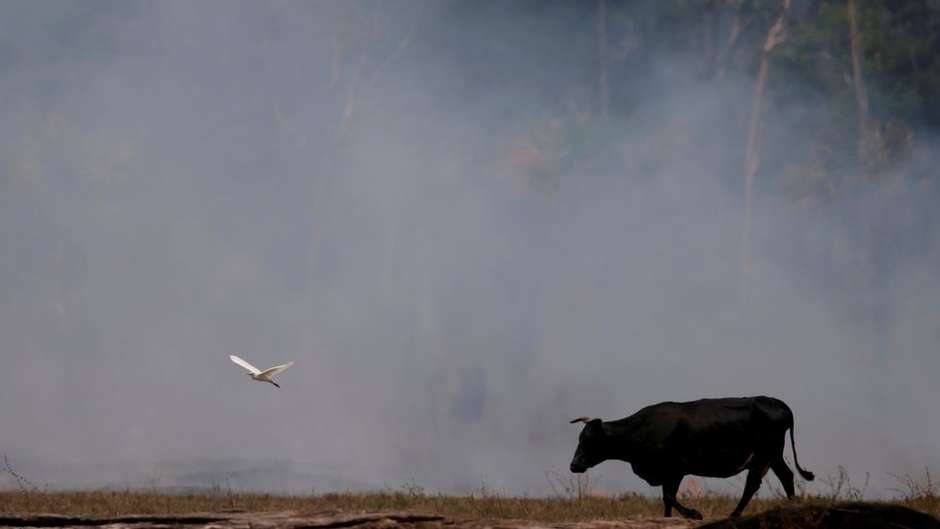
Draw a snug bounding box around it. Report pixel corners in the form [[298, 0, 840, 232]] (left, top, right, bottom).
[[717, 11, 742, 80], [701, 1, 716, 77], [596, 0, 609, 120], [741, 0, 791, 293], [848, 0, 892, 370], [847, 0, 873, 174]]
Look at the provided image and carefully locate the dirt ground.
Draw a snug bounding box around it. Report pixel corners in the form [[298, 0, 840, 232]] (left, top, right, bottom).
[[0, 509, 696, 529], [3, 503, 939, 529]]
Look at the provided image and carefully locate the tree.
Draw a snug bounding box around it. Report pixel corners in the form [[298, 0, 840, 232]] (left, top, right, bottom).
[[741, 0, 792, 290], [597, 0, 610, 120], [847, 0, 874, 174]]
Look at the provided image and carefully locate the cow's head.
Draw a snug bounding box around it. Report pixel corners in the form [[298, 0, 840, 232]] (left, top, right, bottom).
[[569, 416, 606, 473]]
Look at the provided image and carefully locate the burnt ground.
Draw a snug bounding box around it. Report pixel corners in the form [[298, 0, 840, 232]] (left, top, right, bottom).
[[0, 503, 936, 529], [0, 509, 694, 529]]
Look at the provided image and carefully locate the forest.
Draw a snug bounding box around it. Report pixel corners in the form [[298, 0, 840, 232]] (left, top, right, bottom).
[[324, 0, 940, 369]]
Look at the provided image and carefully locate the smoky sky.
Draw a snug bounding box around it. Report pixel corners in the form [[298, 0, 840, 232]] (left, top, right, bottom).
[[1, 1, 938, 498]]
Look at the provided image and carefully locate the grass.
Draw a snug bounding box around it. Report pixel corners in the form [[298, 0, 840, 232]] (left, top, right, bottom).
[[0, 488, 935, 521], [0, 466, 935, 521], [0, 489, 785, 520]]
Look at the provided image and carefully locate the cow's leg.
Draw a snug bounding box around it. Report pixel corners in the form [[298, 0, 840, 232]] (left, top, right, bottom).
[[770, 457, 795, 499], [730, 461, 769, 517], [662, 477, 703, 520], [662, 480, 674, 517]]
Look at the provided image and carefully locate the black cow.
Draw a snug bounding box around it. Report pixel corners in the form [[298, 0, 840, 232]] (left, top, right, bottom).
[[569, 396, 814, 519]]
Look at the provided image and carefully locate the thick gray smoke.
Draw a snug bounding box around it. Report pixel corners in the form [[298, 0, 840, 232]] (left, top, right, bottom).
[[0, 1, 937, 498]]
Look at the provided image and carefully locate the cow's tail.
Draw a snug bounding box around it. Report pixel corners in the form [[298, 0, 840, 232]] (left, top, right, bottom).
[[788, 415, 815, 481]]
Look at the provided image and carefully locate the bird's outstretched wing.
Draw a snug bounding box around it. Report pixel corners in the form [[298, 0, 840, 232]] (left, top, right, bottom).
[[230, 354, 261, 375], [259, 361, 294, 378]]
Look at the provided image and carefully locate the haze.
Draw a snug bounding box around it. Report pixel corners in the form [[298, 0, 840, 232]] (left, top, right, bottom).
[[0, 1, 937, 498]]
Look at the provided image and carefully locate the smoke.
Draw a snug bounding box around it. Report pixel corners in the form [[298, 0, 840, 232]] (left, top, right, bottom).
[[0, 1, 937, 498]]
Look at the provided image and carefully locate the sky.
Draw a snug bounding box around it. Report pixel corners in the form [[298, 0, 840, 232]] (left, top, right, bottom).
[[0, 1, 937, 498]]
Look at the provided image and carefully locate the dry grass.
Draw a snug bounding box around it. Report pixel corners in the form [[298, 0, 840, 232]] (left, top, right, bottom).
[[889, 468, 938, 518], [0, 467, 935, 521], [0, 489, 935, 521], [0, 489, 779, 520]]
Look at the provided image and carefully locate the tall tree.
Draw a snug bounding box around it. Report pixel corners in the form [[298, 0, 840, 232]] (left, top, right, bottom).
[[847, 0, 873, 174], [597, 0, 609, 120], [741, 0, 791, 292]]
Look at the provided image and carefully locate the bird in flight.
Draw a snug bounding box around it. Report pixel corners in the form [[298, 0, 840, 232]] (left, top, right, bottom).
[[229, 354, 294, 388]]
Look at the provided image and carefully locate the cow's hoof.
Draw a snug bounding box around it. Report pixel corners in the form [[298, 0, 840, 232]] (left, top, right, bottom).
[[686, 510, 704, 520]]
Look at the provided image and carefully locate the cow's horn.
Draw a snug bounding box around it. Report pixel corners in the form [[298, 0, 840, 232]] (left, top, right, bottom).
[[569, 416, 594, 424]]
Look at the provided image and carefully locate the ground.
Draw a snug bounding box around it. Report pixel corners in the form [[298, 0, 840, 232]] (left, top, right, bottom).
[[0, 491, 935, 529], [0, 509, 700, 529]]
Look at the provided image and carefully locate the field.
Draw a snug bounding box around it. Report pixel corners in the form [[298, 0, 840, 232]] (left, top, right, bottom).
[[0, 486, 936, 521], [1, 466, 936, 529]]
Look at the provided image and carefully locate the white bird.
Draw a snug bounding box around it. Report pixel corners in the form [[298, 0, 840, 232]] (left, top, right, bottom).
[[229, 354, 294, 388]]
